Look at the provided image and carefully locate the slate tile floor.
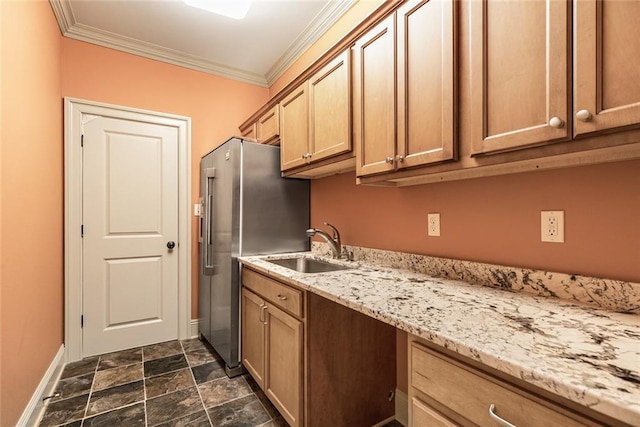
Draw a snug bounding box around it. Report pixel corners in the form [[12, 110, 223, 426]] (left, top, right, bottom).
[[39, 339, 288, 427], [39, 338, 404, 427]]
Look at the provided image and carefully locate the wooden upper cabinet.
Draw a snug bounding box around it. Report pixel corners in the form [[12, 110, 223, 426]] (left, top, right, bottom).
[[280, 50, 353, 173], [257, 105, 279, 144], [354, 14, 397, 177], [397, 0, 457, 169], [309, 50, 352, 162], [280, 82, 310, 171], [470, 0, 570, 155], [355, 0, 457, 178], [574, 0, 640, 136], [240, 122, 257, 140]]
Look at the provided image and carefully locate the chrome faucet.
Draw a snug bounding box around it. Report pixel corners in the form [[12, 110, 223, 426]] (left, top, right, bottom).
[[306, 222, 342, 259]]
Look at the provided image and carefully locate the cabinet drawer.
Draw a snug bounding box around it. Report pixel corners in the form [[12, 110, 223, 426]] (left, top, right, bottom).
[[410, 342, 593, 427], [412, 397, 458, 427], [242, 268, 303, 318]]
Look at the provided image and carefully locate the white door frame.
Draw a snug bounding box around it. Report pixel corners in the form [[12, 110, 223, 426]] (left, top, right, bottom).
[[64, 97, 192, 363]]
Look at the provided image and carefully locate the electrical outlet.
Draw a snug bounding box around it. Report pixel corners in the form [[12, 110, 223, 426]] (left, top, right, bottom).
[[194, 203, 202, 216], [541, 211, 564, 243], [428, 213, 441, 237]]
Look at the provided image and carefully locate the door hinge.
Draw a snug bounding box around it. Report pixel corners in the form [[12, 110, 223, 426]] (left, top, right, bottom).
[[81, 224, 84, 238], [81, 134, 84, 147], [81, 315, 84, 328]]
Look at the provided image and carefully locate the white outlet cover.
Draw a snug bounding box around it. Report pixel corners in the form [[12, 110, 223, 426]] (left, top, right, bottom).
[[194, 203, 202, 217], [428, 213, 441, 237], [541, 210, 564, 243]]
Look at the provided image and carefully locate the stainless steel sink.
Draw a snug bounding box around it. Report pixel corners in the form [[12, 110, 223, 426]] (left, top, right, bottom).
[[266, 257, 353, 273]]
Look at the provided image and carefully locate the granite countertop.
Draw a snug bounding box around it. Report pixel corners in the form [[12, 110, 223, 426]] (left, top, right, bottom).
[[239, 251, 640, 426]]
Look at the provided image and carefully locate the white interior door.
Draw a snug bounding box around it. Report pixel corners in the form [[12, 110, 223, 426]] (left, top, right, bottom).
[[82, 115, 179, 357]]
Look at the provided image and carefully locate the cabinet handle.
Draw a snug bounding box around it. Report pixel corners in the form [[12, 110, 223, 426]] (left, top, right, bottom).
[[576, 109, 592, 122], [396, 155, 404, 162], [385, 156, 394, 164], [548, 116, 564, 129], [488, 404, 516, 427], [276, 293, 288, 301], [259, 303, 267, 325]]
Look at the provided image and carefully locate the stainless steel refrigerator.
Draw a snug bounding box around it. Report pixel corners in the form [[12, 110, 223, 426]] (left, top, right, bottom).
[[199, 137, 309, 376]]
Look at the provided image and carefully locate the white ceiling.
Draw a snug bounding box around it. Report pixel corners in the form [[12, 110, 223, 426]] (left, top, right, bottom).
[[50, 0, 356, 87]]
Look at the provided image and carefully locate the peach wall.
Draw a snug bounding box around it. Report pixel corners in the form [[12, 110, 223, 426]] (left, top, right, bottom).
[[1, 1, 63, 425], [312, 161, 640, 283], [61, 39, 270, 318]]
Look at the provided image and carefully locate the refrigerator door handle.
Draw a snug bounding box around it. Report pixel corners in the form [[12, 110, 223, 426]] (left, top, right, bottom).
[[204, 168, 216, 276]]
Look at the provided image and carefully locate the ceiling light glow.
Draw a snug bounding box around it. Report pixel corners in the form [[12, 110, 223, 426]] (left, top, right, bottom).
[[183, 0, 252, 20]]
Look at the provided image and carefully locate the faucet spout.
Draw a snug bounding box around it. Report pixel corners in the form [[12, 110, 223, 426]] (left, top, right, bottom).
[[306, 224, 342, 259]]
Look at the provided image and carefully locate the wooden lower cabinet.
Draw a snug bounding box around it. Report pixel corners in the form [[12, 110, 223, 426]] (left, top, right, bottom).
[[241, 288, 266, 388], [241, 268, 396, 427], [408, 336, 607, 427], [241, 282, 302, 427], [411, 397, 457, 427], [265, 302, 303, 426]]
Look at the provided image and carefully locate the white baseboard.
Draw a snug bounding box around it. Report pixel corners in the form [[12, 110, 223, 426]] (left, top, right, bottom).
[[395, 388, 408, 426], [190, 319, 200, 338], [17, 344, 66, 427]]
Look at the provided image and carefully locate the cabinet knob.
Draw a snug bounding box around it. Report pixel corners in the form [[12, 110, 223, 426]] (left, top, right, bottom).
[[548, 117, 565, 129], [576, 109, 592, 122], [385, 157, 394, 164], [397, 155, 404, 163]]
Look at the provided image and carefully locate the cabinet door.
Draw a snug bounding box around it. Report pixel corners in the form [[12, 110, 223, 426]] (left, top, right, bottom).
[[241, 288, 266, 389], [257, 105, 279, 144], [470, 0, 570, 154], [280, 82, 310, 171], [574, 0, 640, 136], [411, 397, 459, 427], [354, 14, 397, 176], [397, 0, 456, 168], [265, 303, 303, 427], [309, 50, 352, 162], [240, 122, 256, 140]]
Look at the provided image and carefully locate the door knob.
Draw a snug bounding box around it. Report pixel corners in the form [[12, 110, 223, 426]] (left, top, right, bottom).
[[167, 241, 176, 250]]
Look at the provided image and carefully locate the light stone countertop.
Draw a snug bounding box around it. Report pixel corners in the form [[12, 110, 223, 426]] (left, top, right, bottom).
[[239, 252, 640, 426]]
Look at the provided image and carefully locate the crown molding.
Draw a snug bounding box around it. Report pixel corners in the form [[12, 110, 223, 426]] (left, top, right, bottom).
[[68, 22, 269, 86], [265, 0, 357, 86], [49, 0, 354, 88], [50, 0, 75, 34]]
